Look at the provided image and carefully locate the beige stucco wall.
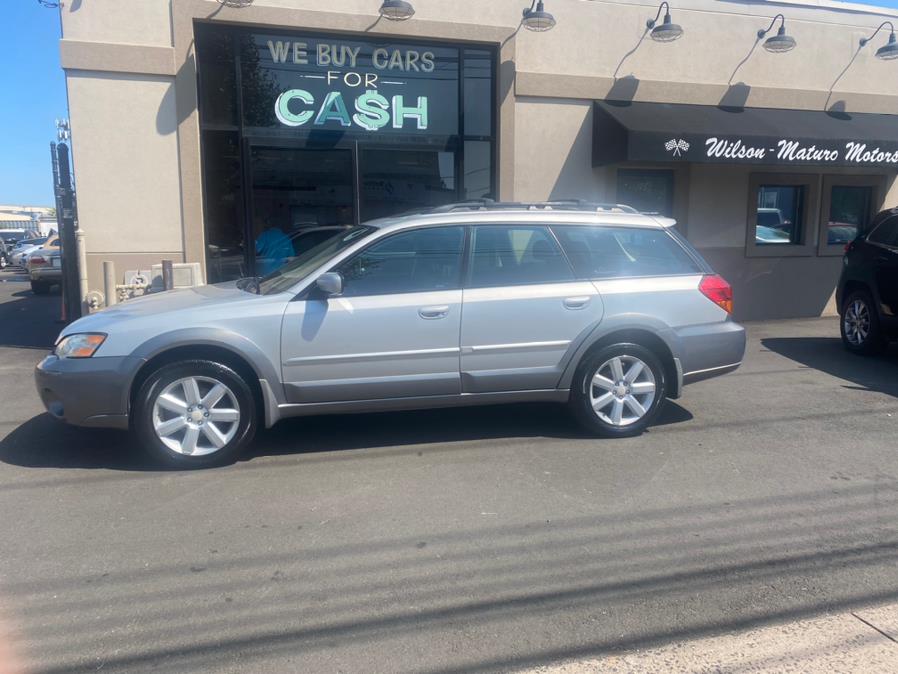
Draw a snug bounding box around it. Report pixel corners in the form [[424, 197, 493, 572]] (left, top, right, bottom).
[[59, 0, 898, 317], [61, 0, 173, 47], [65, 72, 184, 285]]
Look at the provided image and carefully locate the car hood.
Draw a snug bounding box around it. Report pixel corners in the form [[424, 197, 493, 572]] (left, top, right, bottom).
[[60, 283, 259, 337]]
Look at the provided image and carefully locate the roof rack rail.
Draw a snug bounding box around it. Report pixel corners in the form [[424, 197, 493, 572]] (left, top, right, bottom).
[[424, 200, 639, 214]]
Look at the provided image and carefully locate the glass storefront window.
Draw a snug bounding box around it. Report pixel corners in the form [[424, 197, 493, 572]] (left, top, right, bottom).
[[196, 25, 496, 280], [360, 149, 456, 220], [463, 50, 493, 138], [463, 141, 492, 200], [251, 147, 355, 276], [617, 169, 674, 216], [827, 185, 872, 245], [202, 131, 244, 283], [755, 185, 805, 245], [196, 26, 238, 127]]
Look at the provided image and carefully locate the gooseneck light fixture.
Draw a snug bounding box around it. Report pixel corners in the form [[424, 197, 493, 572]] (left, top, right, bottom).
[[646, 2, 683, 42], [758, 14, 796, 53], [379, 0, 415, 21], [860, 21, 898, 61], [522, 0, 556, 32]]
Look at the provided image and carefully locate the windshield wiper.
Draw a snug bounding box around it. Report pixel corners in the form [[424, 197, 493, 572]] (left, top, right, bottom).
[[235, 276, 261, 294]]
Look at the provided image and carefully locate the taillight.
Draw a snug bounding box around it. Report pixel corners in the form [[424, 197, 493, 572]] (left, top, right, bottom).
[[30, 255, 47, 266], [699, 274, 733, 314], [844, 241, 855, 254]]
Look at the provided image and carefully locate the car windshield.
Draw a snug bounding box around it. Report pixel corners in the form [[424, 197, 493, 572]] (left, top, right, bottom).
[[257, 226, 376, 295]]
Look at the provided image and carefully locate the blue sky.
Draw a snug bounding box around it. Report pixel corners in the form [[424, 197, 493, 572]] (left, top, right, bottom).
[[1, 0, 897, 207], [0, 2, 67, 207]]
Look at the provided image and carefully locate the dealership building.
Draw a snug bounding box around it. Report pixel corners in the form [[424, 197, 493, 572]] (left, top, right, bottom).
[[59, 0, 898, 319]]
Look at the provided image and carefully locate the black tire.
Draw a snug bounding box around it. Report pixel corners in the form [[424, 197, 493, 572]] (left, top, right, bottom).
[[840, 290, 886, 355], [30, 281, 50, 295], [132, 360, 257, 469], [570, 343, 667, 438]]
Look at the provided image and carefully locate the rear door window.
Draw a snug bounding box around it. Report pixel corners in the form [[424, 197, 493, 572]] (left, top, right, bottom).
[[467, 226, 574, 287], [552, 225, 701, 279]]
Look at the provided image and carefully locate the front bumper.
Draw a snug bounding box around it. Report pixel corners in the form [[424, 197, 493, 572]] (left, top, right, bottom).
[[34, 354, 144, 429]]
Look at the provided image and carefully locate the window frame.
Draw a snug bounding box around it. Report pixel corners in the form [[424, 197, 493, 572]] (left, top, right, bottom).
[[464, 224, 577, 289], [745, 173, 820, 258], [328, 224, 468, 298], [550, 224, 705, 281], [817, 175, 884, 257]]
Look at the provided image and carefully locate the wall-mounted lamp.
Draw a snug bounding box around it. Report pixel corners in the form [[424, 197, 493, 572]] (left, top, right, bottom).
[[646, 2, 683, 42], [860, 21, 898, 61], [522, 0, 556, 32], [758, 15, 796, 53], [379, 0, 415, 21]]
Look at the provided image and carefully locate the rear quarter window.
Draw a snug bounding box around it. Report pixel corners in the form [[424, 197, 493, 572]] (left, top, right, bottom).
[[867, 216, 898, 247], [552, 225, 701, 279]]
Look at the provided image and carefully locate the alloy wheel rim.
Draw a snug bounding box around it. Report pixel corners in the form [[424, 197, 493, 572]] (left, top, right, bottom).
[[844, 299, 870, 346], [589, 355, 656, 427], [152, 376, 240, 456]]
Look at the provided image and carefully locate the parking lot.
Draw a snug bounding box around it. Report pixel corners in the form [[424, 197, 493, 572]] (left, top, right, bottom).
[[1, 272, 897, 673]]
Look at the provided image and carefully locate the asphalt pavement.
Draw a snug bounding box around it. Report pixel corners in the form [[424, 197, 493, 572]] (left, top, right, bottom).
[[1, 272, 897, 673]]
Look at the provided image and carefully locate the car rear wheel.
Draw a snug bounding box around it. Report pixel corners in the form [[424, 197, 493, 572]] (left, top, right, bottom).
[[841, 290, 886, 355], [571, 343, 667, 438], [30, 281, 51, 295], [133, 360, 257, 468]]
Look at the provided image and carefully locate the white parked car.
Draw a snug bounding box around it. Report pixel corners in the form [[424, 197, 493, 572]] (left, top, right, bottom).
[[10, 237, 46, 267]]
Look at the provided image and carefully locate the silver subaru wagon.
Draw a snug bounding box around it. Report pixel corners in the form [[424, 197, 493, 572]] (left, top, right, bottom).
[[36, 202, 745, 468]]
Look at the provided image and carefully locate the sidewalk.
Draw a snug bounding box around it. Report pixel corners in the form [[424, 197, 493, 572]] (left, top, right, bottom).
[[524, 603, 898, 673]]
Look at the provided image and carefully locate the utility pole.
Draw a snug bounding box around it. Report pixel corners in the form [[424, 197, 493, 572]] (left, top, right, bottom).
[[53, 119, 82, 321]]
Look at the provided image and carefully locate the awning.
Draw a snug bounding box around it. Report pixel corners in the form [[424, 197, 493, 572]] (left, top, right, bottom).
[[593, 101, 898, 168]]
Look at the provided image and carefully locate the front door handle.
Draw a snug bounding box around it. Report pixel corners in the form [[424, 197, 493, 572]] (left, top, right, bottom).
[[563, 296, 591, 310], [419, 305, 450, 319]]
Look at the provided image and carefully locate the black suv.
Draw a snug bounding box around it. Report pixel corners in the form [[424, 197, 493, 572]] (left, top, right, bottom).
[[837, 207, 898, 354]]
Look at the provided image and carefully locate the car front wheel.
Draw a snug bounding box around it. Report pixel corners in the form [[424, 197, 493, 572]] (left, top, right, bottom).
[[133, 360, 257, 468], [841, 291, 886, 355], [571, 343, 667, 438]]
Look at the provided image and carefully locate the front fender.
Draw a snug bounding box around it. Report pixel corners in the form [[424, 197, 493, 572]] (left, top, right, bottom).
[[126, 328, 286, 407]]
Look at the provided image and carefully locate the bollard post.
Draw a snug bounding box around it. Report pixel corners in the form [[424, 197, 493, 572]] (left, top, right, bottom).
[[161, 259, 174, 291], [76, 229, 89, 315], [103, 261, 117, 307]]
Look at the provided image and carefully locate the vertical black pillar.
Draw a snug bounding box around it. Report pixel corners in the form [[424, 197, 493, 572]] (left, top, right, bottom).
[[55, 143, 82, 321]]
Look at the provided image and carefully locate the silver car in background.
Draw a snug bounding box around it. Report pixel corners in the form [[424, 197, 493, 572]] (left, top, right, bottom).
[[35, 202, 745, 468]]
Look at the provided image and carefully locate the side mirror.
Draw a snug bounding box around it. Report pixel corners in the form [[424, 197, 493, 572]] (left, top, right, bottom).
[[315, 271, 343, 296]]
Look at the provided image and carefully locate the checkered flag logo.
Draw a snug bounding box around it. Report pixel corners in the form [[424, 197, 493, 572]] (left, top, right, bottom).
[[665, 139, 690, 157]]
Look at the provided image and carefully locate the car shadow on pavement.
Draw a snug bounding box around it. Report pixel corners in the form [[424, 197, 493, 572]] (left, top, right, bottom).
[[0, 401, 694, 472], [249, 401, 694, 462], [0, 415, 156, 472], [761, 337, 898, 398]]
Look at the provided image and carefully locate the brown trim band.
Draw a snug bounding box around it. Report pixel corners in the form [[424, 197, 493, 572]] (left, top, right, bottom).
[[515, 71, 898, 114], [60, 39, 177, 77]]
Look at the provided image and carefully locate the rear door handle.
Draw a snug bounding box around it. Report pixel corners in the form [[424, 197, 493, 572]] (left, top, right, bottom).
[[563, 296, 591, 310], [419, 305, 450, 319]]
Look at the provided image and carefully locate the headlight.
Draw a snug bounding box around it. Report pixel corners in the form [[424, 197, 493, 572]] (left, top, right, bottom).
[[55, 333, 107, 358]]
